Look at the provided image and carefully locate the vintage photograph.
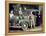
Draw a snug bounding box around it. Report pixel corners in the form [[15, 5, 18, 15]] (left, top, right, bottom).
[[9, 3, 43, 32]]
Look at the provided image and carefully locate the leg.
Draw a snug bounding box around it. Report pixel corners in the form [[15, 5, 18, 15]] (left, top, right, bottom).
[[33, 20, 35, 28], [31, 20, 33, 28]]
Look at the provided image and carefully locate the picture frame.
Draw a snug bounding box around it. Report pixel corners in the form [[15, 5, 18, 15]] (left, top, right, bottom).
[[5, 1, 45, 36]]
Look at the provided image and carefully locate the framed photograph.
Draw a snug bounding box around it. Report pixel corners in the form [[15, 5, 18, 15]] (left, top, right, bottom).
[[5, 1, 45, 36]]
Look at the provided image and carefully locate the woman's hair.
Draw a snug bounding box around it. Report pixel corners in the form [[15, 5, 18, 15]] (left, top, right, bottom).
[[32, 11, 35, 15]]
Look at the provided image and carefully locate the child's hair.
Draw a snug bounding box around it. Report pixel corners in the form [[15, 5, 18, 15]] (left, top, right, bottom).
[[29, 16, 32, 19]]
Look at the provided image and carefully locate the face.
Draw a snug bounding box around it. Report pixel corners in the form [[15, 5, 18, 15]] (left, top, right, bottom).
[[11, 10, 13, 14], [24, 7, 26, 10], [30, 11, 32, 15], [19, 7, 22, 10]]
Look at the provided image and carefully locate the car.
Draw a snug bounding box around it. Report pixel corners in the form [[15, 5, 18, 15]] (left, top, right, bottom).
[[10, 9, 39, 31]]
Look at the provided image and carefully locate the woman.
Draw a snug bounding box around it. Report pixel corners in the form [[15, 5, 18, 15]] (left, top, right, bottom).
[[10, 10, 15, 26]]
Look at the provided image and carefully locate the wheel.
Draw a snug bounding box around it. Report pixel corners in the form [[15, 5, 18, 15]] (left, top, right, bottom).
[[21, 22, 28, 31]]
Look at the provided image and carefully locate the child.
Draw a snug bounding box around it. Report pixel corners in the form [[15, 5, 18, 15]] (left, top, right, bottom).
[[29, 12, 35, 28]]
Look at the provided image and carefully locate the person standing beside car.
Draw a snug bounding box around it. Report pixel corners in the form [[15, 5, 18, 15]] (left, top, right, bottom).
[[10, 10, 15, 26]]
